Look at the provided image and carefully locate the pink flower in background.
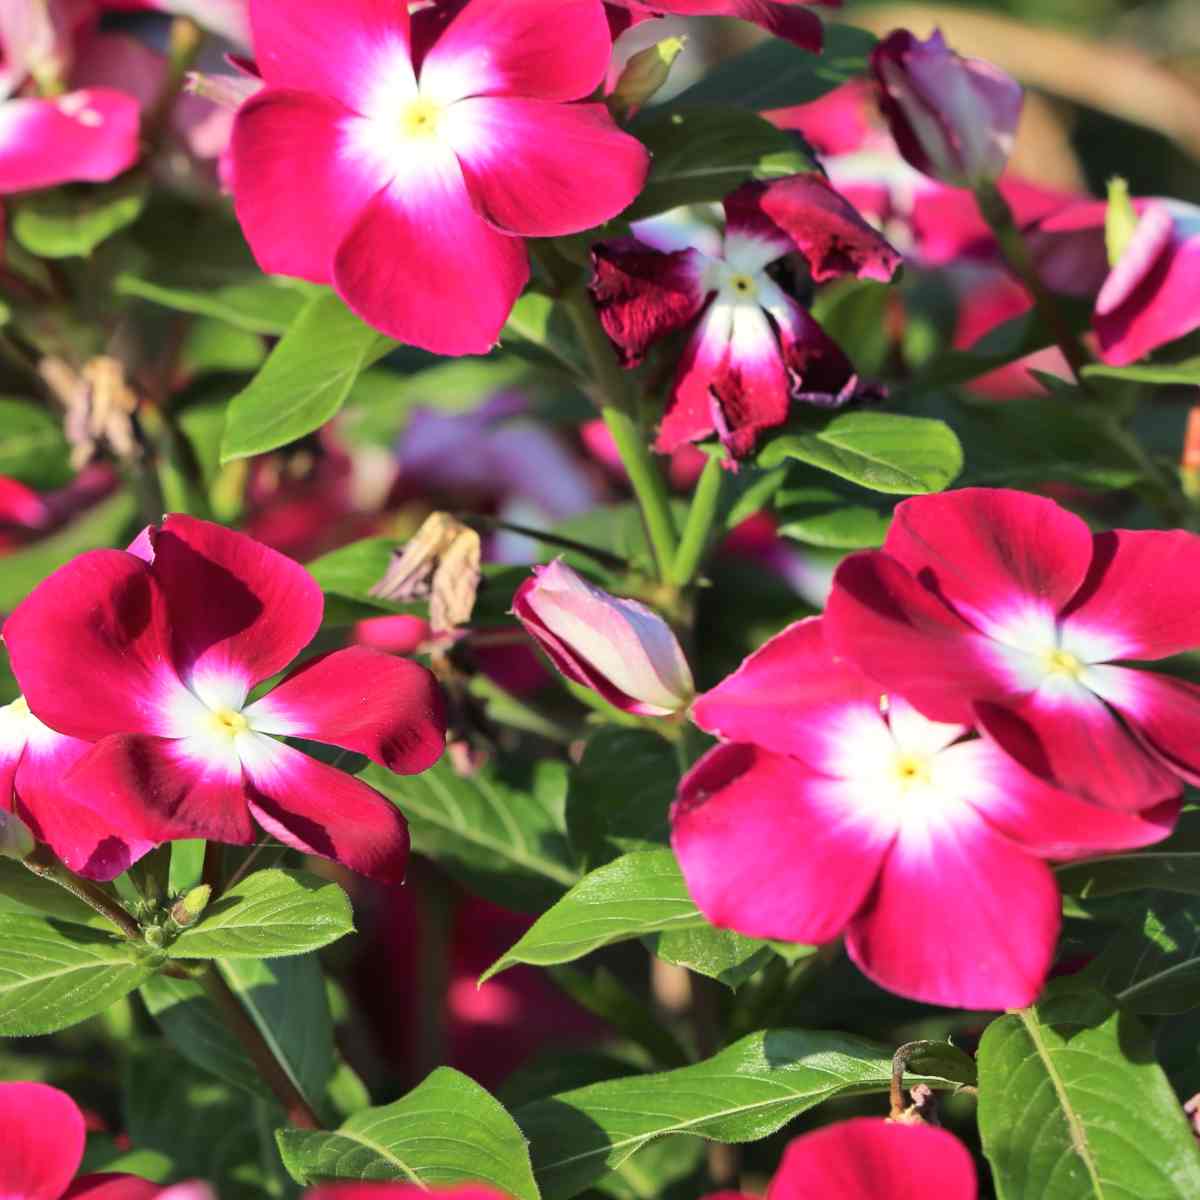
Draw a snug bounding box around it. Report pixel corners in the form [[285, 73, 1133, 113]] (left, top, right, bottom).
[[513, 560, 694, 715], [591, 175, 900, 457], [0, 476, 48, 534], [231, 0, 648, 355], [870, 29, 1022, 189], [100, 0, 252, 47], [764, 1118, 977, 1199], [605, 0, 833, 52], [673, 617, 1175, 1007], [4, 515, 447, 882], [825, 488, 1200, 812]]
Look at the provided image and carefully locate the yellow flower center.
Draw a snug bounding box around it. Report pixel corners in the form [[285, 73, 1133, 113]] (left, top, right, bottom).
[[728, 273, 756, 297], [210, 707, 249, 738], [1044, 648, 1083, 680], [891, 752, 932, 790], [399, 96, 443, 140]]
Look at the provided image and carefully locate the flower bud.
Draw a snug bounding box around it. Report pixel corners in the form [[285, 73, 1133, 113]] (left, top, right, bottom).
[[170, 884, 212, 928], [609, 37, 686, 120], [870, 29, 1022, 188], [512, 561, 694, 716], [0, 809, 36, 861]]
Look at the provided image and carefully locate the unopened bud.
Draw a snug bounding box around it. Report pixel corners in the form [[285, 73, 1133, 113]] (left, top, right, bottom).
[[610, 37, 686, 120], [1105, 177, 1139, 267], [170, 884, 212, 927], [185, 70, 263, 111], [143, 924, 166, 949], [0, 810, 36, 861]]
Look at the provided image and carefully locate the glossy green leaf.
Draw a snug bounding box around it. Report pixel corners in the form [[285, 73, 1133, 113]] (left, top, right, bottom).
[[13, 178, 147, 258], [1084, 358, 1200, 385], [646, 925, 773, 990], [0, 914, 156, 1035], [977, 980, 1200, 1198], [515, 1027, 961, 1200], [481, 850, 712, 982], [1057, 812, 1200, 898], [365, 756, 578, 912], [774, 481, 892, 548], [167, 869, 354, 959], [0, 398, 71, 487], [0, 858, 114, 930], [277, 1066, 539, 1197], [502, 291, 585, 374], [116, 274, 310, 335], [759, 411, 963, 494], [221, 293, 394, 461]]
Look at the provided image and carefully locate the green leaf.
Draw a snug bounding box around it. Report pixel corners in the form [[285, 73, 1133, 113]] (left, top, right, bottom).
[[1057, 812, 1200, 898], [277, 1066, 539, 1197], [0, 858, 114, 929], [0, 398, 71, 487], [646, 925, 773, 990], [667, 24, 876, 111], [628, 107, 814, 220], [502, 291, 585, 374], [167, 869, 354, 959], [759, 411, 963, 494], [0, 914, 156, 1035], [180, 318, 267, 376], [567, 729, 676, 870], [977, 980, 1200, 1198], [1083, 357, 1200, 385], [364, 756, 578, 912], [774, 481, 892, 549], [481, 850, 712, 982], [515, 1027, 961, 1200], [116, 274, 310, 335], [221, 293, 394, 461], [13, 178, 147, 258]]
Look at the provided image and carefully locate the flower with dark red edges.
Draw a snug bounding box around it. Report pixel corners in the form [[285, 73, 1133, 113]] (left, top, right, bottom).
[[3, 515, 446, 883], [870, 29, 1022, 189], [230, 0, 648, 355], [0, 1079, 213, 1200], [824, 487, 1200, 812], [763, 1118, 977, 1199], [605, 0, 833, 52], [590, 175, 900, 457], [672, 617, 1176, 1008]]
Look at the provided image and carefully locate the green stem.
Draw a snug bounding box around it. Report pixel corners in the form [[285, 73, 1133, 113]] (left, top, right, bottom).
[[561, 284, 678, 580], [670, 453, 726, 587], [23, 846, 142, 940]]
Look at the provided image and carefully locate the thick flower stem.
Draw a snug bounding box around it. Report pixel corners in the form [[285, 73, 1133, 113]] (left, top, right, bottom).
[[561, 285, 679, 581], [670, 453, 726, 588], [22, 845, 142, 941], [200, 964, 323, 1129], [974, 181, 1091, 382]]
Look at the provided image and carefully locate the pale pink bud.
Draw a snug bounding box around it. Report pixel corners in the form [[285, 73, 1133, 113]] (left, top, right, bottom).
[[512, 561, 694, 716], [870, 29, 1022, 188]]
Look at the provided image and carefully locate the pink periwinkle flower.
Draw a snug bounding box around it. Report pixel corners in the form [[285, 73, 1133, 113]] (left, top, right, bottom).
[[870, 29, 1023, 189], [513, 559, 694, 716], [3, 515, 447, 882], [230, 0, 649, 355], [673, 616, 1175, 1008], [590, 175, 900, 457], [824, 487, 1200, 813], [605, 0, 832, 52], [0, 1080, 214, 1200]]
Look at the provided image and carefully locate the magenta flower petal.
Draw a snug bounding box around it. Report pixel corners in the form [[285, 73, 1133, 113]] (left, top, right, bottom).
[[1095, 203, 1175, 318], [0, 476, 48, 528], [64, 1176, 167, 1200], [241, 738, 410, 884], [447, 98, 649, 237], [150, 514, 324, 704], [248, 0, 412, 111], [3, 550, 183, 741], [0, 90, 141, 193], [0, 1081, 86, 1200], [767, 1119, 977, 1200], [607, 1, 825, 52], [244, 646, 446, 774], [231, 89, 385, 284], [673, 741, 894, 943], [846, 803, 1060, 1009], [333, 163, 529, 356], [420, 0, 612, 105]]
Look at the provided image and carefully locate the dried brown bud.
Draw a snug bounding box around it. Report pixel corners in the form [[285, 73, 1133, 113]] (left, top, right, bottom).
[[40, 355, 141, 469]]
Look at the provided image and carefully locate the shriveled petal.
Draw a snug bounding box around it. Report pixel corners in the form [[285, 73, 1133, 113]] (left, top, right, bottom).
[[246, 647, 446, 774], [672, 742, 893, 944], [975, 685, 1182, 812], [1085, 666, 1200, 787], [67, 734, 255, 845], [590, 238, 709, 367], [691, 617, 885, 765], [824, 551, 1017, 725], [724, 175, 902, 284], [0, 90, 140, 192], [0, 1081, 86, 1200], [847, 809, 1059, 1009], [1061, 528, 1200, 660], [248, 0, 413, 112], [239, 736, 410, 883], [761, 281, 859, 401], [149, 515, 323, 705], [419, 0, 613, 105], [333, 147, 528, 355], [946, 736, 1178, 859], [882, 489, 1095, 649], [446, 98, 648, 237], [232, 89, 386, 285], [3, 549, 185, 741], [768, 1119, 978, 1200]]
